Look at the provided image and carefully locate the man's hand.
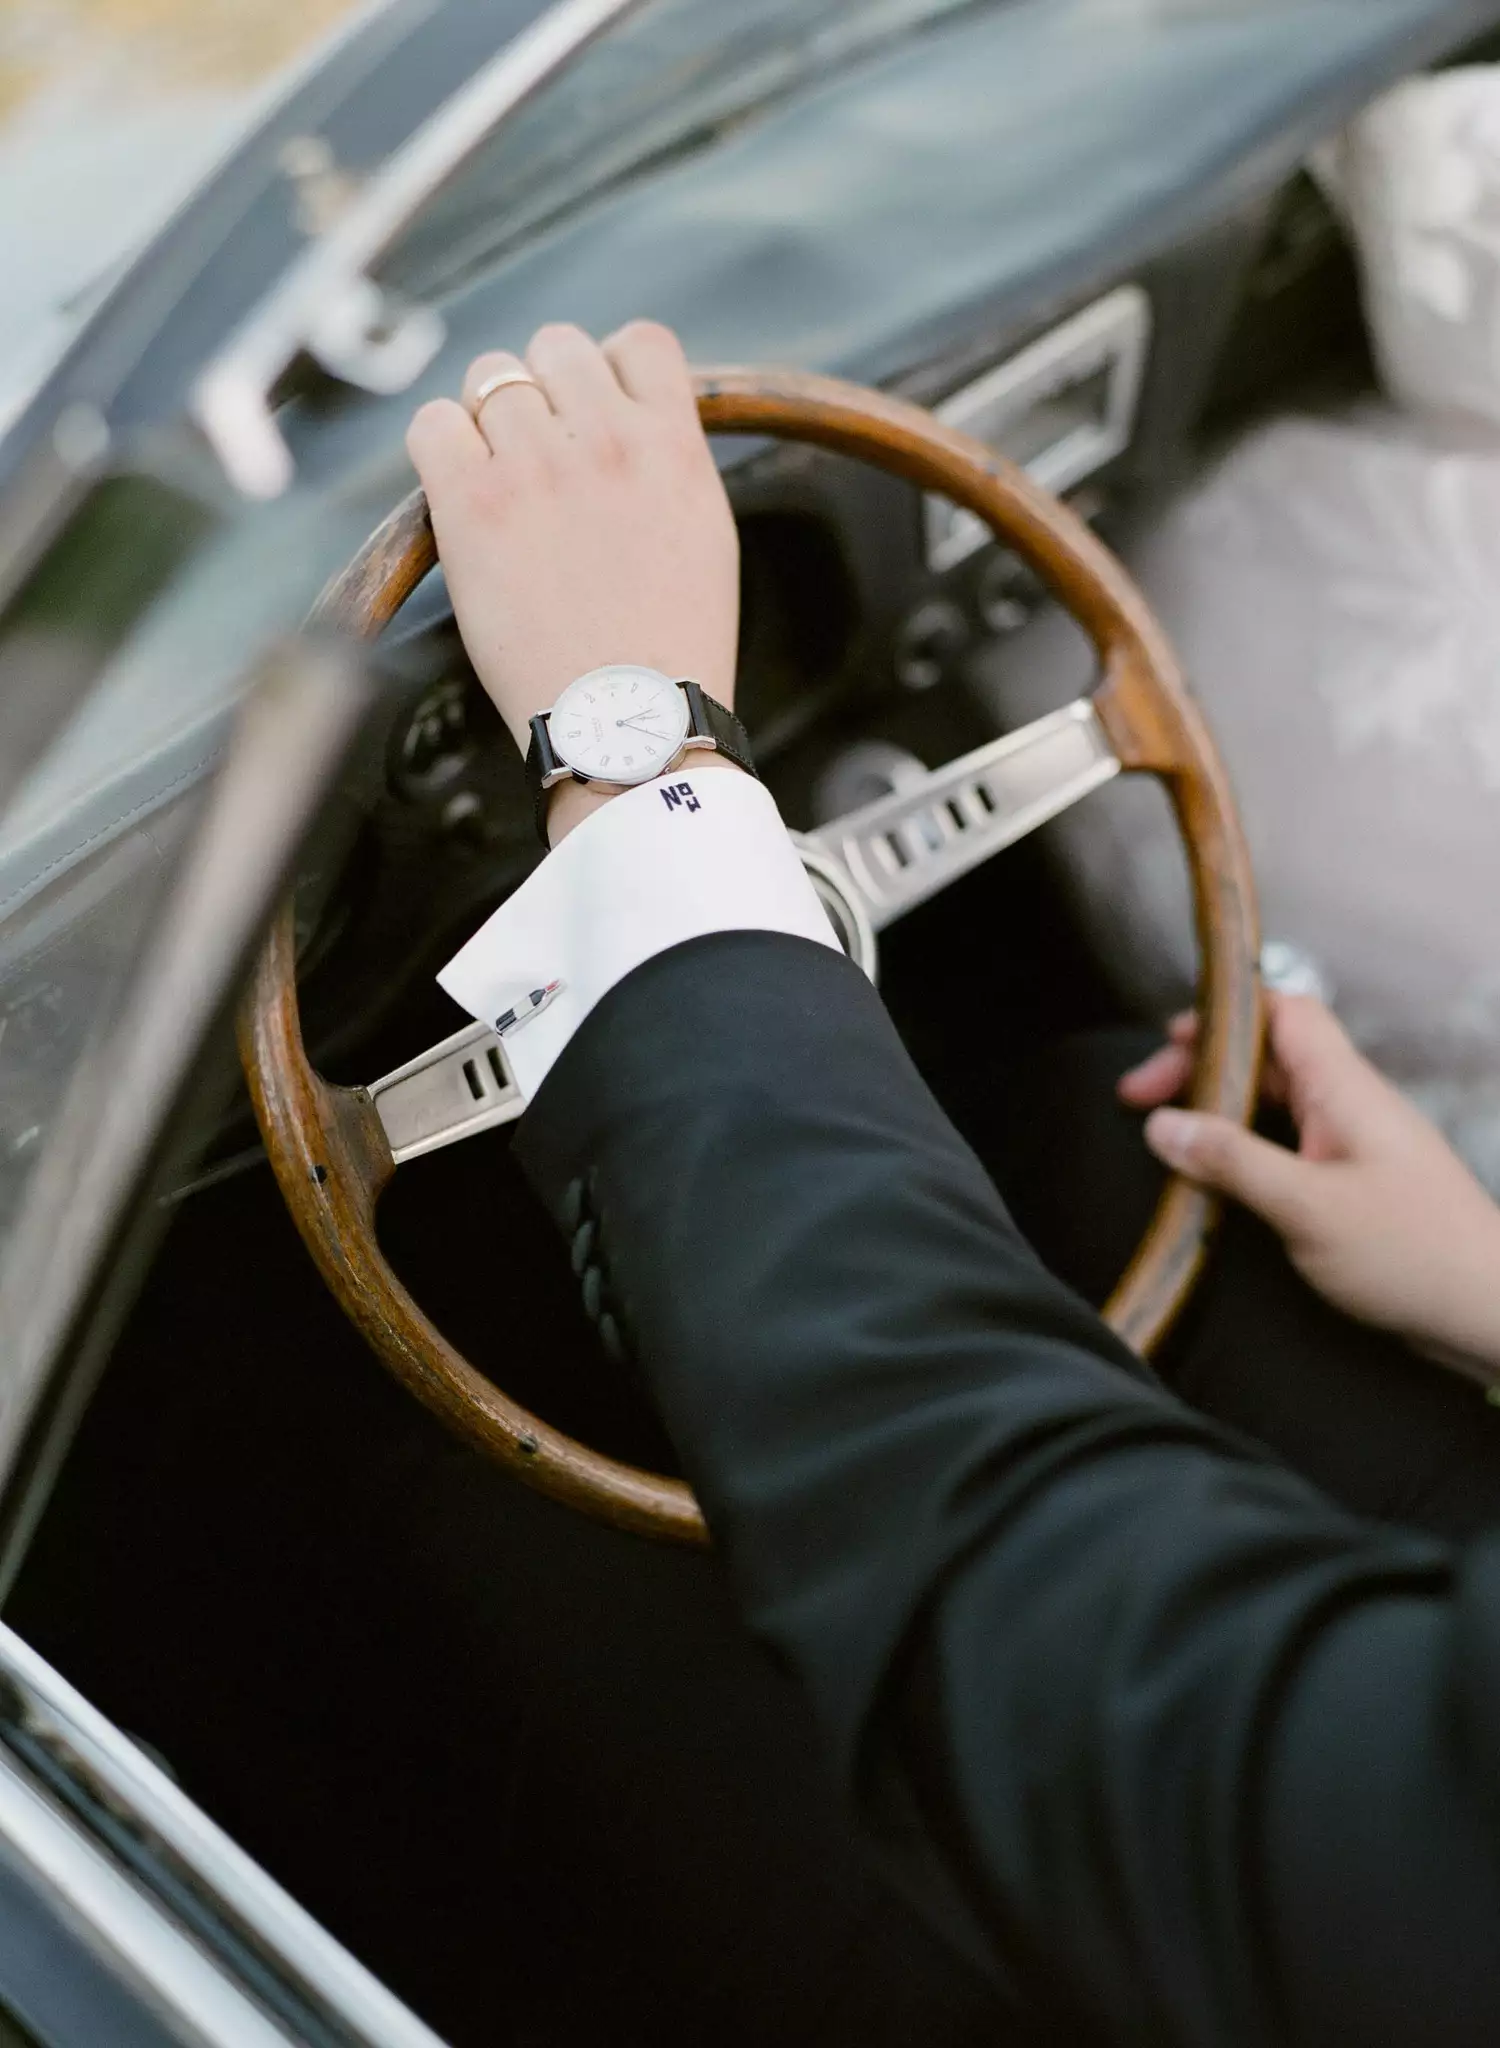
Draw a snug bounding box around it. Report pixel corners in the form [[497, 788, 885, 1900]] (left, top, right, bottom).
[[405, 321, 740, 840], [1120, 994, 1500, 1383]]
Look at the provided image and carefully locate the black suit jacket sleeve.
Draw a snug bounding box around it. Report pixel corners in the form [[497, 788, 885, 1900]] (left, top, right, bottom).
[[514, 931, 1500, 2047]]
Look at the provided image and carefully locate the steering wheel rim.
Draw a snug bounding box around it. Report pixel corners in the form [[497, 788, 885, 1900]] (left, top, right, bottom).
[[239, 364, 1264, 1547]]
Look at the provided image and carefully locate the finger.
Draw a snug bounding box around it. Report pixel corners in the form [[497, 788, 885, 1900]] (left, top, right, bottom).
[[1144, 1109, 1315, 1235], [1118, 1005, 1292, 1115], [461, 349, 553, 456], [1117, 1042, 1194, 1109], [406, 397, 488, 494], [526, 322, 631, 423], [1267, 994, 1393, 1141], [1156, 1002, 1297, 1112], [1116, 1010, 1197, 1107], [602, 319, 698, 420]]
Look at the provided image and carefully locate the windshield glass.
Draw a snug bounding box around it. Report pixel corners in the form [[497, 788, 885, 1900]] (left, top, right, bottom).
[[381, 0, 1000, 301]]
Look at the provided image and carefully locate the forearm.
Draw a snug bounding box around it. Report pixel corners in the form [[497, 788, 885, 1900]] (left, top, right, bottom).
[[515, 932, 1175, 1641], [515, 932, 1500, 2042]]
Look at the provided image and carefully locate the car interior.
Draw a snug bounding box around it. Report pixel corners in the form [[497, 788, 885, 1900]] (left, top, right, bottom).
[[4, 3, 1500, 2042]]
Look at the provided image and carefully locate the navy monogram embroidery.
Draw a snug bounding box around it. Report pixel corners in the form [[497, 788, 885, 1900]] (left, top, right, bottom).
[[660, 782, 701, 814]]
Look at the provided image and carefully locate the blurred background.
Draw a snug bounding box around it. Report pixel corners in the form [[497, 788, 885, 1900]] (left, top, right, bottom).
[[0, 0, 363, 405]]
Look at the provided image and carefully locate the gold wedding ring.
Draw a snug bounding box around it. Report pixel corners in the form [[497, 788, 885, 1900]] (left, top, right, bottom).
[[468, 367, 545, 418]]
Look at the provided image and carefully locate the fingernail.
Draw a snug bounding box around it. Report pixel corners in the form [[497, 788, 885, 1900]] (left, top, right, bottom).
[[1145, 1108, 1197, 1163]]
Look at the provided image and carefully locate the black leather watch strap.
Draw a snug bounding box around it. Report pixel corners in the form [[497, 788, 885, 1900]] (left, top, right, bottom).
[[524, 712, 562, 848], [682, 682, 758, 780]]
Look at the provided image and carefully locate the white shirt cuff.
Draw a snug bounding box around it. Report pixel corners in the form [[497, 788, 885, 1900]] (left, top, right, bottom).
[[437, 768, 841, 1105]]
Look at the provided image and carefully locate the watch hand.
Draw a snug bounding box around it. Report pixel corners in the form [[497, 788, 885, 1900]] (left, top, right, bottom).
[[617, 715, 671, 737]]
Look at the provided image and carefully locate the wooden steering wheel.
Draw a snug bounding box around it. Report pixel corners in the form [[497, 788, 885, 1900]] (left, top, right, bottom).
[[240, 366, 1263, 1547]]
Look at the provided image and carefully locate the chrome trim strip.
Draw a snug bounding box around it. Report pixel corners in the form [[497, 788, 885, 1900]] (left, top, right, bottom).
[[0, 1748, 294, 2045], [804, 700, 1121, 933], [925, 285, 1152, 573], [193, 0, 649, 497], [0, 1622, 446, 2046]]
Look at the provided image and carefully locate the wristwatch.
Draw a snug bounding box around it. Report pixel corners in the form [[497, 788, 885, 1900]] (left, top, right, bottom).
[[524, 664, 757, 845]]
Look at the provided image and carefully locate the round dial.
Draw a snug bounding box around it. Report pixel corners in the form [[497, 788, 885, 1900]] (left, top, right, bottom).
[[548, 665, 690, 785]]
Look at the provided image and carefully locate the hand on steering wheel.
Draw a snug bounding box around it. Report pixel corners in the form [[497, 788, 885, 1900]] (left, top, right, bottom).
[[406, 321, 744, 846], [240, 321, 1263, 1544], [1122, 994, 1500, 1380]]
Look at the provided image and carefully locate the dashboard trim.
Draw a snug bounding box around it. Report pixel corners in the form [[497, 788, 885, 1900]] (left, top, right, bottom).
[[926, 285, 1153, 573]]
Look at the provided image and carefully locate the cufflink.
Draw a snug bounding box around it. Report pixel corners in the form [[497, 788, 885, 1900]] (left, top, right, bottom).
[[493, 979, 564, 1038]]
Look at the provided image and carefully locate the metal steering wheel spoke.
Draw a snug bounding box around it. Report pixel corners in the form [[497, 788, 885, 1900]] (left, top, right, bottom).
[[803, 699, 1121, 934], [367, 1020, 523, 1165]]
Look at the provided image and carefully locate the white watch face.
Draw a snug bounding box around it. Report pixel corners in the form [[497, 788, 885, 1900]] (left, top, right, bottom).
[[549, 665, 690, 784]]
